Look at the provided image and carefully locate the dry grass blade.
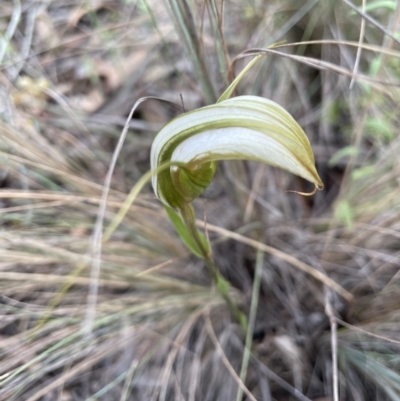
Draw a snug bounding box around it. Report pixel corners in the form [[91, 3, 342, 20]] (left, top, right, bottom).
[[0, 271, 128, 289], [196, 221, 353, 302], [165, 0, 216, 103], [0, 0, 21, 64], [325, 290, 339, 401], [85, 96, 154, 334], [0, 150, 103, 192], [236, 249, 264, 401], [350, 0, 366, 89], [336, 318, 400, 345], [204, 312, 258, 401], [24, 335, 135, 401], [340, 0, 400, 46], [85, 96, 181, 334], [233, 48, 400, 88], [273, 39, 400, 57], [256, 362, 313, 401]]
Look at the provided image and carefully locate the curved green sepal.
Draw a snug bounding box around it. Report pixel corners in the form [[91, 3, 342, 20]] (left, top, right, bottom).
[[217, 55, 262, 103], [217, 41, 287, 103]]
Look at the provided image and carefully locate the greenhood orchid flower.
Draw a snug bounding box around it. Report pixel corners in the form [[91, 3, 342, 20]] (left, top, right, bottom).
[[105, 55, 324, 329], [149, 87, 323, 329], [151, 95, 323, 210]]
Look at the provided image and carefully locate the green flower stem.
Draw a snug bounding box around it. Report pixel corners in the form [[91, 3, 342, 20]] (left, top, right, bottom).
[[179, 203, 247, 330]]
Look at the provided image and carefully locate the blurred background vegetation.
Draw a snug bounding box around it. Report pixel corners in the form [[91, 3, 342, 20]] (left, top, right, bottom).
[[1, 0, 400, 400]]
